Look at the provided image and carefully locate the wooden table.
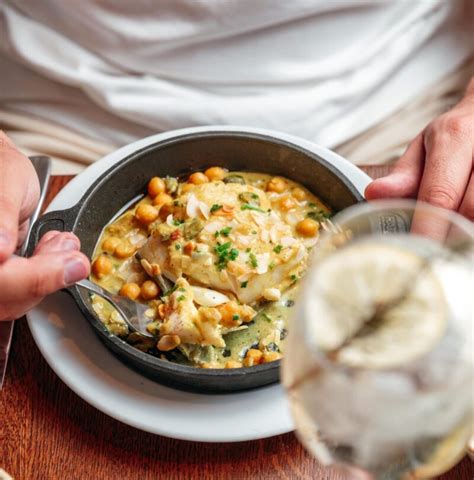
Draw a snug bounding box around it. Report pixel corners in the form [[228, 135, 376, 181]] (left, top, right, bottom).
[[1, 169, 471, 480]]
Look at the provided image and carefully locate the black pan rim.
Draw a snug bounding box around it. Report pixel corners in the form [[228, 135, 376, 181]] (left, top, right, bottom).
[[50, 130, 365, 384]]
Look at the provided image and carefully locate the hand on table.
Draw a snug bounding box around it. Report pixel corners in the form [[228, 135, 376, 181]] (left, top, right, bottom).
[[365, 77, 474, 229], [0, 131, 90, 322]]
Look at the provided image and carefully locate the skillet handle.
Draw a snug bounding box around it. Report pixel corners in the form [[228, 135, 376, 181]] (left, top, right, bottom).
[[25, 205, 80, 258]]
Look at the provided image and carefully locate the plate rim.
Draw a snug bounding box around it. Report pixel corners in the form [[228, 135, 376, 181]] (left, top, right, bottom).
[[26, 125, 370, 442]]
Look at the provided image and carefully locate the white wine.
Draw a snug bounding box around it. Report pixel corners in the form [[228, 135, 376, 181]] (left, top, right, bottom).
[[283, 234, 473, 479]]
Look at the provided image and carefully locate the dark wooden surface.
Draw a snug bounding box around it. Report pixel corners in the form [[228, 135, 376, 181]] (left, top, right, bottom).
[[1, 169, 471, 480]]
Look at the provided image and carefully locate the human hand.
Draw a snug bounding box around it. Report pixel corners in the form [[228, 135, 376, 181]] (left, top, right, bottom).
[[0, 131, 90, 321], [365, 78, 474, 234]]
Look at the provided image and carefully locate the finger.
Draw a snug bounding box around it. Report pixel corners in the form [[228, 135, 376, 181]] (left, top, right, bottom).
[[412, 129, 472, 239], [365, 135, 425, 200], [34, 231, 81, 255], [0, 131, 40, 261], [0, 251, 90, 302], [37, 230, 63, 245], [458, 173, 474, 221]]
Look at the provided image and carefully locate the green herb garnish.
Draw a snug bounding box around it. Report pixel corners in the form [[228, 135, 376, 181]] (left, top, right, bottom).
[[210, 204, 223, 213], [273, 244, 283, 254], [175, 243, 182, 250], [307, 210, 331, 222], [241, 204, 265, 213], [215, 226, 232, 238], [240, 281, 248, 288], [177, 295, 186, 302], [214, 241, 238, 270], [232, 314, 240, 321], [248, 252, 258, 268]]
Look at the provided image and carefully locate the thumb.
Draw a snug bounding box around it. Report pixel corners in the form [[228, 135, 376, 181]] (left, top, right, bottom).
[[365, 135, 425, 200], [0, 251, 90, 302], [0, 131, 40, 261]]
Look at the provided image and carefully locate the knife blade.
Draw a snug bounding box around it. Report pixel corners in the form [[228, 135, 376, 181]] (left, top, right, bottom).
[[0, 156, 51, 389]]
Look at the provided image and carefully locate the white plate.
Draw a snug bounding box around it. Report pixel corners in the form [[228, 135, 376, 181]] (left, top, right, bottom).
[[27, 126, 370, 442]]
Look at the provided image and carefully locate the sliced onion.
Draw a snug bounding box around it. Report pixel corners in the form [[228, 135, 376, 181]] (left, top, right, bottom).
[[166, 214, 175, 226], [191, 286, 230, 307], [199, 202, 210, 219], [281, 236, 297, 247], [186, 194, 200, 218], [256, 252, 270, 274]]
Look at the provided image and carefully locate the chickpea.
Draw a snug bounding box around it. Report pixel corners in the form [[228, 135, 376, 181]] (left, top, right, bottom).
[[147, 177, 166, 198], [225, 360, 243, 369], [279, 196, 297, 211], [114, 242, 136, 259], [183, 241, 195, 255], [157, 334, 181, 352], [266, 176, 287, 193], [92, 255, 113, 278], [141, 280, 160, 300], [135, 204, 159, 225], [152, 192, 173, 207], [291, 187, 306, 201], [296, 218, 319, 237], [243, 357, 255, 367], [217, 301, 241, 326], [263, 351, 282, 363], [181, 183, 194, 194], [119, 282, 141, 300], [246, 349, 263, 364], [102, 236, 121, 254], [158, 203, 174, 221], [204, 166, 226, 181], [188, 172, 209, 185]]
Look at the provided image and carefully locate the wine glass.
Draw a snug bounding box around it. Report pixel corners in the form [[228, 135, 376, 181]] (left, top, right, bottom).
[[283, 199, 473, 479]]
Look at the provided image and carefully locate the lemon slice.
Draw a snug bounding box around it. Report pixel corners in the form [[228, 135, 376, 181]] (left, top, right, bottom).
[[305, 242, 447, 369]]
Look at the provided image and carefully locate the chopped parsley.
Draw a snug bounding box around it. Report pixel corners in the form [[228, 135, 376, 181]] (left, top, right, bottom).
[[232, 314, 240, 321], [241, 204, 265, 213], [215, 226, 232, 238], [177, 295, 186, 302], [163, 284, 178, 297], [248, 252, 258, 268], [210, 204, 223, 213], [214, 241, 239, 270], [273, 244, 283, 254], [175, 243, 182, 250], [307, 210, 331, 222], [173, 200, 181, 206], [290, 274, 298, 283], [262, 313, 272, 323], [269, 261, 276, 270], [240, 281, 248, 288], [172, 218, 184, 226]]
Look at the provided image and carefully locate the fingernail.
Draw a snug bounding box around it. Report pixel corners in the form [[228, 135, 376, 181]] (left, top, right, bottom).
[[0, 230, 11, 249], [61, 239, 79, 252], [64, 257, 88, 285]]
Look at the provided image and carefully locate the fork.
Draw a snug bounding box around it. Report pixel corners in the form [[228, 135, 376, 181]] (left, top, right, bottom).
[[76, 279, 154, 338]]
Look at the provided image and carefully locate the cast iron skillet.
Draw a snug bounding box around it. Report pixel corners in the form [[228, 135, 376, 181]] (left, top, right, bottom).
[[26, 131, 364, 393]]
